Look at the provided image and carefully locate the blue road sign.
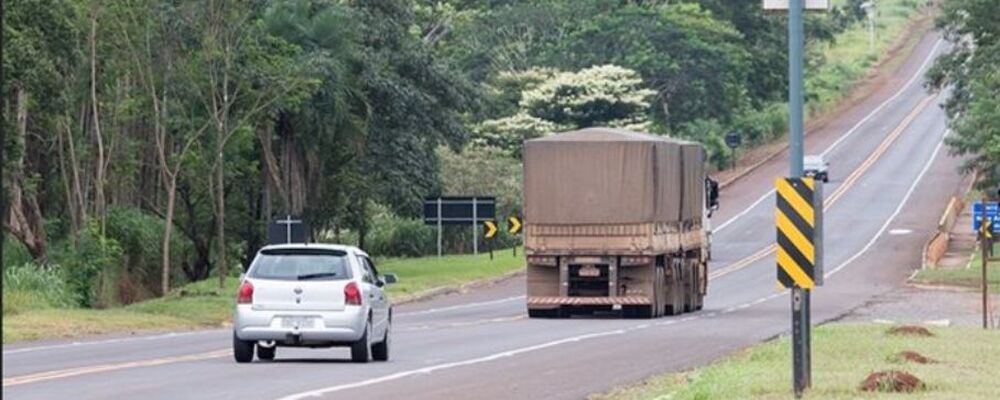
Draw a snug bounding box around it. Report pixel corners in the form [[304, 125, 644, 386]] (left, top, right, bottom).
[[972, 202, 999, 233]]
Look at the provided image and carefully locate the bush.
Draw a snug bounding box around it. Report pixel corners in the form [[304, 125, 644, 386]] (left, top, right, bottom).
[[49, 222, 124, 308], [2, 263, 78, 315], [2, 240, 33, 269], [365, 204, 436, 258], [104, 207, 193, 302]]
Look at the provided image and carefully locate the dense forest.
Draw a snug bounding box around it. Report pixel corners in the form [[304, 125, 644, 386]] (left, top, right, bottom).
[[2, 0, 891, 307]]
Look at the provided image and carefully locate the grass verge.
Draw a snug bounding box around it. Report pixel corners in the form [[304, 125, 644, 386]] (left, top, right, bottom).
[[2, 249, 524, 344], [594, 323, 1000, 400], [913, 244, 1000, 292]]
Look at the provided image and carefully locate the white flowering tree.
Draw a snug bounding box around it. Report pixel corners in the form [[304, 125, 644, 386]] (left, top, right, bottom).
[[471, 113, 567, 158], [520, 64, 656, 130], [472, 64, 654, 157]]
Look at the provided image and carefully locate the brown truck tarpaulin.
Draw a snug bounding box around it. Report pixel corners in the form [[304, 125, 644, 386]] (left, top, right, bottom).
[[523, 128, 705, 254]]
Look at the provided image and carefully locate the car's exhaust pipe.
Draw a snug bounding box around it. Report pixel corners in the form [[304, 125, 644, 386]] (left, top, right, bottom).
[[257, 340, 276, 348]]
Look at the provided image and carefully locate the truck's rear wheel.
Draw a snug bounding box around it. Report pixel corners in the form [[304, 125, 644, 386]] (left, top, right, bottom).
[[683, 259, 696, 313], [665, 260, 684, 316]]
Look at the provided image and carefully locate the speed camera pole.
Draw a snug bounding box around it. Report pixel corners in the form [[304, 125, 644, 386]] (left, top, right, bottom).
[[789, 0, 810, 396]]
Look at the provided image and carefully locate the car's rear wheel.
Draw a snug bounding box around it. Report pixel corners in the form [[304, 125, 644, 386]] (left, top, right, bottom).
[[372, 323, 390, 361], [257, 345, 275, 361], [351, 320, 372, 363], [233, 332, 254, 363]]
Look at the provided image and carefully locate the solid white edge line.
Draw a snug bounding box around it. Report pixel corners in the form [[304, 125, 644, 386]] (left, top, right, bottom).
[[714, 38, 944, 234], [825, 130, 949, 278]]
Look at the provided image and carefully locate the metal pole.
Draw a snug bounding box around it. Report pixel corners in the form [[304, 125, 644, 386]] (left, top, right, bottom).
[[731, 147, 737, 171], [472, 197, 478, 255], [437, 198, 442, 257], [869, 16, 875, 52], [790, 0, 804, 177], [982, 196, 989, 329], [789, 0, 810, 396]]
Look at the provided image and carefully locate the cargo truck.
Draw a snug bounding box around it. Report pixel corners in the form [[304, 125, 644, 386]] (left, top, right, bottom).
[[523, 128, 719, 318]]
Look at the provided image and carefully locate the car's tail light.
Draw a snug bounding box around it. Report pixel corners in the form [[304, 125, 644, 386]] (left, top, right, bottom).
[[344, 282, 362, 306], [236, 281, 254, 304]]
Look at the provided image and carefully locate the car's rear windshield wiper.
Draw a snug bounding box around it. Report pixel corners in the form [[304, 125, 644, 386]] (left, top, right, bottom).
[[297, 272, 339, 280]]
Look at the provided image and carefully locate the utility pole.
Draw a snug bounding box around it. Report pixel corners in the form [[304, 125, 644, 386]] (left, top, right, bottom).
[[789, 0, 810, 396]]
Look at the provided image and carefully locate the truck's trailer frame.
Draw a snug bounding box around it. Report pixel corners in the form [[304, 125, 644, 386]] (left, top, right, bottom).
[[522, 128, 711, 318]]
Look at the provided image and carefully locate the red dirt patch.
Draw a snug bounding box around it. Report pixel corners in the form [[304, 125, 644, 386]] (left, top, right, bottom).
[[892, 350, 936, 364], [887, 325, 935, 337], [860, 370, 926, 393]]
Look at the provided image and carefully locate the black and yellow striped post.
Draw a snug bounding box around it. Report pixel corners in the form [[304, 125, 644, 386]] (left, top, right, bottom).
[[776, 177, 822, 289], [776, 176, 823, 396]]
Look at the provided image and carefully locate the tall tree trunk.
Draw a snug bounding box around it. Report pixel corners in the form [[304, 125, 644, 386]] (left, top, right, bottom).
[[90, 9, 107, 235], [56, 121, 80, 235], [161, 176, 177, 295], [7, 88, 48, 260], [215, 139, 227, 288], [68, 108, 88, 224]]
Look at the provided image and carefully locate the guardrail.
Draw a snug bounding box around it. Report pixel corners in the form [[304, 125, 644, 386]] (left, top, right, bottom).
[[923, 196, 965, 269]]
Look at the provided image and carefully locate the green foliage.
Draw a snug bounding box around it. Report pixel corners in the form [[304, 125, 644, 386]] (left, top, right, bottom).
[[355, 0, 480, 217], [48, 222, 124, 308], [365, 204, 436, 258], [545, 3, 751, 129], [2, 263, 79, 315], [436, 144, 522, 250], [104, 207, 193, 301], [928, 0, 1000, 189], [3, 240, 33, 269]]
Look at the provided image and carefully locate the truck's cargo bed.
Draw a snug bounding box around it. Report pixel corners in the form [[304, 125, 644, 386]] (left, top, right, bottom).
[[523, 128, 705, 255]]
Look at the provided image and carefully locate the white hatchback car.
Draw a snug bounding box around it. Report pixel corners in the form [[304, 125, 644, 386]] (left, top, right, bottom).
[[233, 244, 396, 363]]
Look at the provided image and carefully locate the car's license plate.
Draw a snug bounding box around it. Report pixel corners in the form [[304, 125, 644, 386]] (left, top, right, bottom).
[[578, 265, 600, 277], [281, 316, 315, 329]]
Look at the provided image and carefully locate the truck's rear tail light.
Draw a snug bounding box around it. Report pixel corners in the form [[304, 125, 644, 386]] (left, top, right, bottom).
[[344, 282, 362, 306], [527, 256, 557, 266], [620, 256, 652, 266], [236, 281, 254, 304]]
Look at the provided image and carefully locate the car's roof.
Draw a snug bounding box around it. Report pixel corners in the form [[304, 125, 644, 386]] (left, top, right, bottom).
[[259, 243, 366, 257], [804, 155, 823, 162]]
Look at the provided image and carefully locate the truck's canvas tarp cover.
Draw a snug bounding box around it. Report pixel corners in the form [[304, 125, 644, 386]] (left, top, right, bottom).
[[524, 128, 704, 225]]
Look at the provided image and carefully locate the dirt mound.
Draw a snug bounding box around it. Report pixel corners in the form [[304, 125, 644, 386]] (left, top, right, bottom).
[[860, 370, 925, 393], [891, 350, 936, 364], [887, 325, 935, 337]]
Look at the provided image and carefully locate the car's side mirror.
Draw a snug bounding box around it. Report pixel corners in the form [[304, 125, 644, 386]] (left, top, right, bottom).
[[382, 274, 398, 285]]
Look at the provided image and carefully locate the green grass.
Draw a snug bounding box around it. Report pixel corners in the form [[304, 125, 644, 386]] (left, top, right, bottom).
[[2, 249, 525, 344], [379, 247, 525, 298], [594, 324, 1000, 400], [914, 244, 1000, 292]]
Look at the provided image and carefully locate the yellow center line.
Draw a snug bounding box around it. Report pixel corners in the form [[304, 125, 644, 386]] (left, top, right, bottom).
[[2, 349, 230, 387], [710, 94, 935, 281]]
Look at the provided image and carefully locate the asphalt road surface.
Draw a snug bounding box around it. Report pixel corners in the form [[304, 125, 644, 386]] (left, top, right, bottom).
[[3, 31, 967, 400]]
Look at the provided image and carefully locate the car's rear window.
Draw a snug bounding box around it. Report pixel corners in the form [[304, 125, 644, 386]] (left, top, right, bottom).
[[249, 249, 351, 281]]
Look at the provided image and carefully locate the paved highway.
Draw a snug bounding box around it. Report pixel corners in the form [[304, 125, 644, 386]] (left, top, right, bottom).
[[2, 31, 967, 400]]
